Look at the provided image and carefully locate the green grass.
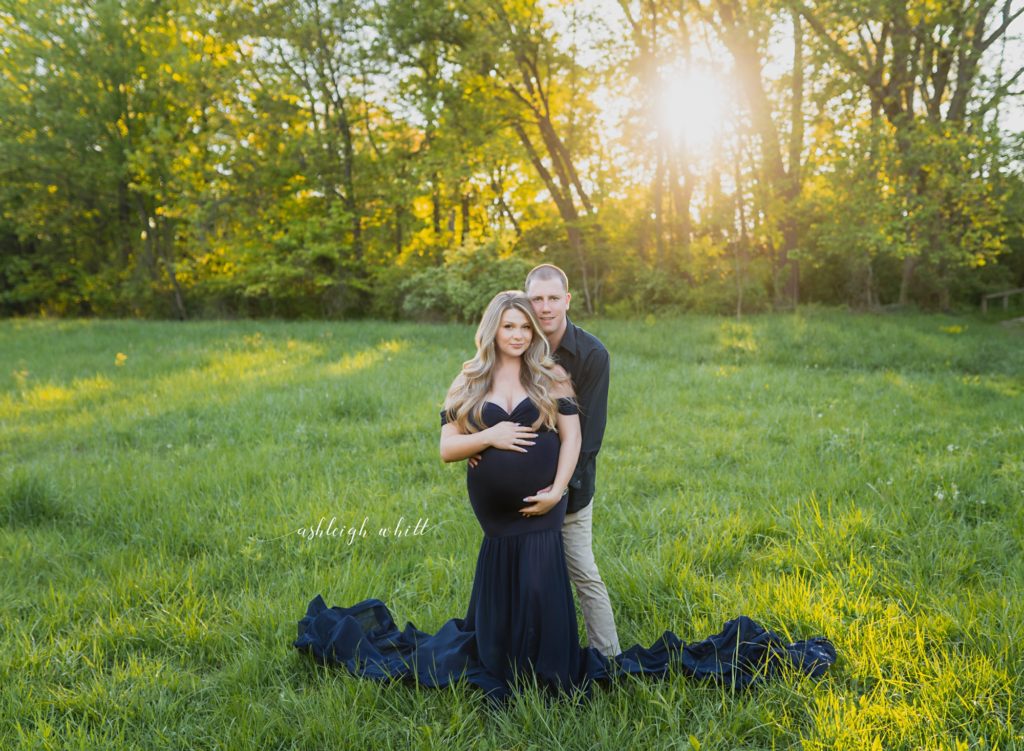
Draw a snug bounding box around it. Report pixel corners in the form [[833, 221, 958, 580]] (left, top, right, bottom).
[[1, 310, 1022, 750]]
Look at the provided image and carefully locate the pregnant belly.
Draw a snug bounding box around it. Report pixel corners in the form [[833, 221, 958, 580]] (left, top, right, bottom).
[[467, 432, 560, 513]]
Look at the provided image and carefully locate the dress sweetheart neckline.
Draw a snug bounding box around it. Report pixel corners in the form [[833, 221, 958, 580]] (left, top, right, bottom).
[[483, 396, 531, 414]]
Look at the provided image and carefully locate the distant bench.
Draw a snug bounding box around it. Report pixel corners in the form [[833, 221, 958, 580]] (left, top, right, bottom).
[[981, 288, 1024, 313]]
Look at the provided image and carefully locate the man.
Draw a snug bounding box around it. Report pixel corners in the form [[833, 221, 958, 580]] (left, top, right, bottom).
[[525, 263, 621, 658]]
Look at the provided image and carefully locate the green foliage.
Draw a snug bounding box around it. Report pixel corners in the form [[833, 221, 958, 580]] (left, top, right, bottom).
[[399, 240, 536, 321], [1, 0, 1021, 319], [798, 109, 1014, 309]]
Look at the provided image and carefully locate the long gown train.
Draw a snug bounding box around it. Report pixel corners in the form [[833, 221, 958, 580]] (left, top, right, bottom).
[[293, 399, 836, 700]]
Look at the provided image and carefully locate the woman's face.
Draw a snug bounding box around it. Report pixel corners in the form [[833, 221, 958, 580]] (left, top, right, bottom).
[[494, 306, 533, 359]]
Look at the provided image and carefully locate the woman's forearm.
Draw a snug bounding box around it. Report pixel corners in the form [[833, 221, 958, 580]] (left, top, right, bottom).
[[549, 417, 581, 496], [439, 426, 492, 462]]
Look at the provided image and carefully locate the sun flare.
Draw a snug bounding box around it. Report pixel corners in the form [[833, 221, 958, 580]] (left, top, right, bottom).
[[656, 69, 730, 150]]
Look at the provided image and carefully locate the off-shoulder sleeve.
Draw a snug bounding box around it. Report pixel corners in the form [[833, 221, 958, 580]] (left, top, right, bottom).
[[440, 408, 452, 426], [557, 397, 579, 415]]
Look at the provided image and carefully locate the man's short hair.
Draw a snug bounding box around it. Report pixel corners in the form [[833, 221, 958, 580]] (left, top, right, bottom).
[[525, 264, 569, 292]]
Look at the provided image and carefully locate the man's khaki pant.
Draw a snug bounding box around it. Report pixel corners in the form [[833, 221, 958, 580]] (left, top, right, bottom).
[[562, 500, 621, 657]]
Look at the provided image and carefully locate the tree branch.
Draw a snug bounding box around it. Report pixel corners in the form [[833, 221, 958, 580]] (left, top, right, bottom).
[[788, 0, 873, 82], [982, 0, 1024, 51]]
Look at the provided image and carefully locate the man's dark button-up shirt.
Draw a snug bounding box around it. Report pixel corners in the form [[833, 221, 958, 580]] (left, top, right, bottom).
[[551, 317, 609, 514]]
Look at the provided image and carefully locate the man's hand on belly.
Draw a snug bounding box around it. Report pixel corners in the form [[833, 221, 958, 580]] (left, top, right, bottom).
[[520, 485, 565, 517]]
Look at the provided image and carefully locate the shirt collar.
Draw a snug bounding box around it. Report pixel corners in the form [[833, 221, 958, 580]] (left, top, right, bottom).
[[555, 316, 579, 357]]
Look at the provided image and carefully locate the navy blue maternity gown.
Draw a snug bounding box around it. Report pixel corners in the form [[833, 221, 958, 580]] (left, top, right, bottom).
[[293, 398, 835, 701]]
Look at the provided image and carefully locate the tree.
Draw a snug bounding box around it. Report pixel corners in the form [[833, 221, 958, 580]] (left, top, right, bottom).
[[791, 0, 1022, 304]]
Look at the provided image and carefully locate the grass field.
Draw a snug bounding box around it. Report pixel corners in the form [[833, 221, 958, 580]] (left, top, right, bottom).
[[1, 310, 1022, 750]]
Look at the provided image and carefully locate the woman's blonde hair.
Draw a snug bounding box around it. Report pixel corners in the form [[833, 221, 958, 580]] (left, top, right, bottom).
[[444, 291, 569, 433]]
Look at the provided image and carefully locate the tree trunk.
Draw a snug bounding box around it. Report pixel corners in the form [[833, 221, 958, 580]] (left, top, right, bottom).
[[567, 224, 593, 315], [734, 157, 749, 319], [512, 120, 595, 312], [669, 156, 693, 258], [432, 176, 442, 235], [491, 174, 522, 237], [159, 217, 187, 320], [899, 256, 917, 305], [783, 9, 804, 306], [460, 192, 470, 245], [714, 0, 799, 307], [865, 254, 877, 309], [335, 102, 362, 261], [653, 148, 665, 267], [394, 208, 403, 257]]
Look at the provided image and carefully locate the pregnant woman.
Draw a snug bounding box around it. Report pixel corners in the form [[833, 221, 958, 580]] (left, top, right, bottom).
[[436, 290, 584, 693], [294, 292, 836, 701]]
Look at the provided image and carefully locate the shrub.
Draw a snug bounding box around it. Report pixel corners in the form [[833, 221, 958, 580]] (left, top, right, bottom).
[[399, 240, 535, 322]]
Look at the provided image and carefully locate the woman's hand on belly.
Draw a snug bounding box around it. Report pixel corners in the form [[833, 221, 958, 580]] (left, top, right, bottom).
[[485, 421, 538, 452]]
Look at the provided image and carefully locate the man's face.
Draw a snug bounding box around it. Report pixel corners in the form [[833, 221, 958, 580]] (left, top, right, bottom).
[[526, 277, 571, 338]]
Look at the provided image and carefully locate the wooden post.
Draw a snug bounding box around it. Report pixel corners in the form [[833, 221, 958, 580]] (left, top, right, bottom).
[[982, 288, 1024, 313]]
